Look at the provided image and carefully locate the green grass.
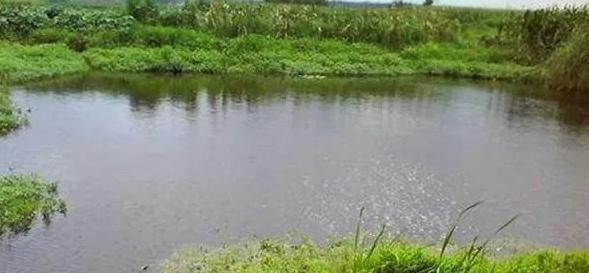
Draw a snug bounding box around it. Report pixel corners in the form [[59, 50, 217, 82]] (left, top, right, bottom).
[[164, 237, 589, 273], [0, 43, 88, 83], [81, 33, 534, 80], [0, 174, 67, 236], [164, 204, 589, 273], [0, 86, 26, 135]]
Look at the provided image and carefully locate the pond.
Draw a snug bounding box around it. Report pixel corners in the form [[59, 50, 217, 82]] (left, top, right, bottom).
[[1, 73, 589, 273]]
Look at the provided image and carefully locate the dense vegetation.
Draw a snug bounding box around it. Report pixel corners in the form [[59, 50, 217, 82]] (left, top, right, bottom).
[[0, 174, 67, 236], [0, 2, 587, 90]]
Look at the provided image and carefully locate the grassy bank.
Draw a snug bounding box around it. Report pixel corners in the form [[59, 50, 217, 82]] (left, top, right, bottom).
[[165, 205, 588, 273], [0, 2, 587, 88], [0, 1, 589, 86], [0, 42, 88, 83], [0, 86, 26, 135], [165, 237, 589, 273], [0, 174, 67, 236]]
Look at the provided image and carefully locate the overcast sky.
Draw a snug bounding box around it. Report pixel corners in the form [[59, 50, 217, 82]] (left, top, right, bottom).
[[381, 0, 588, 8]]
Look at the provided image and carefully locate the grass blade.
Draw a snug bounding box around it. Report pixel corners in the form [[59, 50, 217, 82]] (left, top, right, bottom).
[[365, 224, 386, 261], [354, 206, 365, 252]]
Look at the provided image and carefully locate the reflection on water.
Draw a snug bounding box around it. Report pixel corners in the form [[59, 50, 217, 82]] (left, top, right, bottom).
[[1, 73, 588, 273]]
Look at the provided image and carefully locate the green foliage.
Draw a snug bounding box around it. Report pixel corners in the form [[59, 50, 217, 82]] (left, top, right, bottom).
[[0, 174, 67, 236], [83, 46, 225, 73], [158, 2, 460, 48], [0, 87, 26, 135], [0, 4, 134, 39], [81, 34, 533, 80], [0, 3, 587, 91], [0, 42, 88, 82], [89, 25, 222, 49], [164, 237, 589, 273], [127, 0, 158, 23], [400, 42, 508, 63], [544, 23, 589, 93], [265, 0, 327, 6], [499, 7, 589, 64], [28, 27, 71, 44], [66, 33, 89, 52]]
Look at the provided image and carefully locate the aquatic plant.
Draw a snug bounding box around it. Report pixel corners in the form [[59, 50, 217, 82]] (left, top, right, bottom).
[[0, 174, 67, 236], [0, 86, 26, 135]]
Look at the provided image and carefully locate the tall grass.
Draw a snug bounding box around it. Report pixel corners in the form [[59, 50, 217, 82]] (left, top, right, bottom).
[[1, 2, 483, 48], [544, 22, 589, 93], [498, 6, 589, 64], [158, 3, 463, 48]]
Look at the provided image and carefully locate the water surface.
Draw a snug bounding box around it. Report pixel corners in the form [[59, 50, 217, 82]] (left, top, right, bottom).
[[1, 73, 589, 273]]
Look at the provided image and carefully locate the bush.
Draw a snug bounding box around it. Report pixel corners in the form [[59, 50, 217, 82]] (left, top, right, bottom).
[[66, 33, 89, 52], [127, 0, 159, 23]]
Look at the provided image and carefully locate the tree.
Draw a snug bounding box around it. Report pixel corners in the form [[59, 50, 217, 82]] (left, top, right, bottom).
[[423, 0, 434, 6]]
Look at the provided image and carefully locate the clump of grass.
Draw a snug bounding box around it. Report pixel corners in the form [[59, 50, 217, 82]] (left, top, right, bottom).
[[0, 86, 26, 135], [0, 174, 67, 236]]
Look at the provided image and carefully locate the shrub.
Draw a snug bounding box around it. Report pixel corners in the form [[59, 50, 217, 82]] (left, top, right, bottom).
[[66, 33, 89, 52], [127, 0, 159, 23]]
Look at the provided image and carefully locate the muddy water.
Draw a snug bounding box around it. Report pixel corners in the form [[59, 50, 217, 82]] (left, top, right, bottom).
[[1, 74, 588, 273]]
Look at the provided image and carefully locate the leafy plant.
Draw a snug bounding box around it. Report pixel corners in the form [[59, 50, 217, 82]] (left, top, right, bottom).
[[0, 174, 67, 236]]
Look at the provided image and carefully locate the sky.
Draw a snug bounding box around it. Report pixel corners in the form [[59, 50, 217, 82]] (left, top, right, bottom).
[[441, 0, 587, 8], [380, 0, 589, 8]]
